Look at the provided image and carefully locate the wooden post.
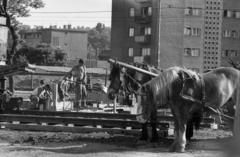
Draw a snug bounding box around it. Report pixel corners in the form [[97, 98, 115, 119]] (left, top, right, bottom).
[[31, 74, 33, 89], [114, 99, 116, 113], [233, 84, 240, 146], [52, 83, 58, 111]]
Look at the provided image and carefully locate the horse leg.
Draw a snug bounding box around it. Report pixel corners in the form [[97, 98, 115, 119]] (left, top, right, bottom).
[[149, 110, 158, 147], [176, 105, 191, 153], [137, 123, 148, 144], [169, 106, 179, 152], [186, 113, 193, 145]]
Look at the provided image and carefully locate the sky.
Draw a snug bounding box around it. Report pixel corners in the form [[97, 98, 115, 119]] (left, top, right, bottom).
[[17, 0, 112, 29]]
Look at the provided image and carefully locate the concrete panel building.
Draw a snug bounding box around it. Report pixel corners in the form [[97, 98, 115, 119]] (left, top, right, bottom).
[[111, 0, 240, 73]]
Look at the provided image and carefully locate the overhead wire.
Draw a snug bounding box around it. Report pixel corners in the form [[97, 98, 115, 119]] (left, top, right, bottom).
[[18, 5, 240, 24]]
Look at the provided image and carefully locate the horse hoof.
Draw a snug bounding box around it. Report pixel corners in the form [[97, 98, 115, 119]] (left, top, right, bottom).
[[186, 140, 191, 146], [176, 147, 186, 153]]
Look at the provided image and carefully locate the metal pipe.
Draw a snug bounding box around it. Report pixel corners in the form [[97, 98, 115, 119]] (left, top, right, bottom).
[[108, 58, 158, 77]]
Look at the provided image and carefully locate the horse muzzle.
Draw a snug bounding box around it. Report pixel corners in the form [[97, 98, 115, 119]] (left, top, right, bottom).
[[107, 88, 117, 100], [136, 115, 147, 124]]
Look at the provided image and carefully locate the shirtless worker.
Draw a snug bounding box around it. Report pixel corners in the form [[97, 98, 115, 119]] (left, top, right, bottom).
[[61, 58, 87, 109]]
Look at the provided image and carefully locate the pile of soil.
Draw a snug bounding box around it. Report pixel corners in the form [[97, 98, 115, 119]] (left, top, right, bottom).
[[0, 128, 235, 157]]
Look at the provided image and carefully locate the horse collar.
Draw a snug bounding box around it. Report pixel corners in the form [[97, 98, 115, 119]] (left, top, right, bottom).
[[178, 73, 206, 106]]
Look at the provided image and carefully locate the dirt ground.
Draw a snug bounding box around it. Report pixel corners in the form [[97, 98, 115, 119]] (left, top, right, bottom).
[[0, 127, 237, 157]]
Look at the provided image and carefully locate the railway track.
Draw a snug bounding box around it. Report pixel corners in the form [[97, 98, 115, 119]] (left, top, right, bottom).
[[0, 110, 172, 137]]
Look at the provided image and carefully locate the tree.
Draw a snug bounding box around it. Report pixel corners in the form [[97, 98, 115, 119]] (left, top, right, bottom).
[[88, 23, 111, 60], [1, 0, 44, 92], [15, 43, 68, 66], [3, 0, 45, 29]]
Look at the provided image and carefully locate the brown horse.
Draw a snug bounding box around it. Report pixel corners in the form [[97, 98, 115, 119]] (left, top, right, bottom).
[[107, 62, 161, 145], [107, 63, 202, 146], [136, 66, 240, 152]]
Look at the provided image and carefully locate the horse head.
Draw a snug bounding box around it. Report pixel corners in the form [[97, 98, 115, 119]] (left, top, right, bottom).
[[107, 64, 126, 100], [126, 62, 160, 93]]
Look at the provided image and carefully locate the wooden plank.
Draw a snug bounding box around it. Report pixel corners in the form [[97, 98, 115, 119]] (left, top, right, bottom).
[[1, 110, 174, 122], [0, 123, 167, 137], [0, 114, 170, 129]]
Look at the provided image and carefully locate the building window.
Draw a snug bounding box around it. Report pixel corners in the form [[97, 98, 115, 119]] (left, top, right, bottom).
[[222, 50, 229, 57], [185, 7, 200, 15], [236, 12, 240, 18], [223, 30, 231, 37], [191, 48, 200, 56], [130, 8, 134, 17], [184, 28, 200, 36], [232, 30, 240, 38], [142, 7, 152, 16], [129, 28, 134, 37], [183, 48, 191, 56], [191, 28, 201, 36], [192, 8, 200, 15], [183, 48, 200, 56], [53, 37, 59, 46], [141, 27, 151, 35], [223, 10, 231, 17], [128, 48, 133, 57], [185, 7, 192, 15], [141, 48, 150, 56], [184, 28, 191, 35], [230, 50, 238, 57]]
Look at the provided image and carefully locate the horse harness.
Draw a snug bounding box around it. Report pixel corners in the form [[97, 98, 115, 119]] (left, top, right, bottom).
[[178, 71, 234, 120], [178, 71, 206, 106]]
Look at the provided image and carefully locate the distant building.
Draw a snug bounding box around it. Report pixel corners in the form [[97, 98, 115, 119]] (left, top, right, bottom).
[[111, 0, 240, 73], [98, 50, 110, 61], [9, 25, 88, 60]]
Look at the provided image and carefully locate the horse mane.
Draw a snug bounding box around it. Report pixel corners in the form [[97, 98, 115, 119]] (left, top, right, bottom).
[[144, 66, 198, 104]]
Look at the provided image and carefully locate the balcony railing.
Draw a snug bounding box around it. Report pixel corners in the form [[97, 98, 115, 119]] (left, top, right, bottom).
[[135, 0, 152, 3], [134, 35, 151, 44], [134, 15, 151, 24]]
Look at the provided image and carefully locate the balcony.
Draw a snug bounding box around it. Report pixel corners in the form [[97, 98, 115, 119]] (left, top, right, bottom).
[[134, 35, 151, 44], [134, 15, 151, 24], [135, 0, 152, 3]]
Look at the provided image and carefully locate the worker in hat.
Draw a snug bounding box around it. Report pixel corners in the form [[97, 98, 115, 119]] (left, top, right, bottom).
[[61, 58, 87, 110]]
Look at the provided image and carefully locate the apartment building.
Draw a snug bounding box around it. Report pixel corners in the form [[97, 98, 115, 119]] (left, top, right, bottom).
[[13, 25, 88, 60], [111, 0, 240, 73]]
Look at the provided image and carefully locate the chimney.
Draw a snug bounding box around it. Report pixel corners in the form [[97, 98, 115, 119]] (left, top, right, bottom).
[[54, 25, 57, 28], [50, 25, 53, 29], [68, 24, 72, 29], [63, 25, 67, 29]]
